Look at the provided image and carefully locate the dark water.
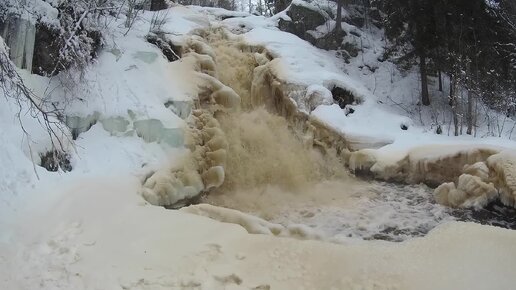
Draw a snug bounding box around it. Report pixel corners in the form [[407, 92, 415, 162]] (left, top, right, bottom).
[[454, 201, 516, 230]]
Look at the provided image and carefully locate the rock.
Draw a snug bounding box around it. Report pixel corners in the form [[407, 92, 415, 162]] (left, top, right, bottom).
[[39, 150, 72, 172], [341, 42, 360, 57], [312, 29, 347, 51], [32, 23, 102, 76], [146, 33, 181, 62], [150, 0, 169, 11], [346, 5, 382, 28], [331, 86, 355, 109], [32, 23, 60, 75], [278, 1, 328, 43], [349, 15, 365, 28], [277, 1, 351, 51]]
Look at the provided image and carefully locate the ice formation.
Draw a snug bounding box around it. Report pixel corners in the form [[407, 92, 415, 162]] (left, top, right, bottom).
[[182, 204, 322, 240], [434, 174, 498, 209], [140, 36, 244, 205], [486, 152, 516, 207], [140, 27, 353, 207], [1, 17, 35, 71], [344, 143, 516, 209], [428, 149, 516, 209], [66, 112, 184, 147]]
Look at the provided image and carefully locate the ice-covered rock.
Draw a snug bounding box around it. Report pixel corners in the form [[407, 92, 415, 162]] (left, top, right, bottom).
[[100, 117, 130, 134], [304, 84, 333, 112], [141, 108, 229, 206], [426, 150, 516, 209], [487, 151, 516, 207], [133, 119, 184, 147], [434, 174, 498, 209], [66, 112, 101, 140], [142, 165, 204, 206]]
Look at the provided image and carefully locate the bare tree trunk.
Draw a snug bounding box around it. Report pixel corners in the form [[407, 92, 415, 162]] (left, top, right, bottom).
[[450, 74, 459, 136], [335, 0, 343, 32], [419, 51, 430, 106], [466, 90, 474, 135], [438, 70, 443, 92]]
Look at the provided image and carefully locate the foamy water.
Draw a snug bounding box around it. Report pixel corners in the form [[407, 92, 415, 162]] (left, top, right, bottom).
[[184, 28, 514, 242], [203, 181, 456, 241]]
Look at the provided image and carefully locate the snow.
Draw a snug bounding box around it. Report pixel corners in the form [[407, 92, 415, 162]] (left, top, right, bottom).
[[4, 176, 516, 290], [2, 3, 516, 290]]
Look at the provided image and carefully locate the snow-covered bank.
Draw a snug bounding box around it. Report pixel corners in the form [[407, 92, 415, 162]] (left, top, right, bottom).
[[3, 176, 516, 290]]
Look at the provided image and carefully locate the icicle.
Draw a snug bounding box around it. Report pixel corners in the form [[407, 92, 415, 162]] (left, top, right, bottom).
[[1, 16, 36, 72]]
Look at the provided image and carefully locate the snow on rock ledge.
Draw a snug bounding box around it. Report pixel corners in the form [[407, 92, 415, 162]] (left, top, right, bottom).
[[347, 143, 516, 209]]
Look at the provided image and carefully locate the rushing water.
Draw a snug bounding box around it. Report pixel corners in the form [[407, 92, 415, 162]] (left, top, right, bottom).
[[181, 29, 516, 242]]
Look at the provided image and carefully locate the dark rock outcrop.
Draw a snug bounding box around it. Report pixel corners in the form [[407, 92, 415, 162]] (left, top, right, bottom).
[[278, 3, 327, 42], [346, 5, 383, 28], [150, 0, 169, 11], [310, 29, 347, 51], [278, 1, 346, 51], [40, 150, 72, 172], [32, 24, 60, 75], [331, 86, 355, 109], [32, 23, 102, 76], [146, 33, 181, 62], [278, 3, 327, 40]]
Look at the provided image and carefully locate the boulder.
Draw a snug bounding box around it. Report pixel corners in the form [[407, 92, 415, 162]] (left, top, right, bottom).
[[278, 1, 347, 51], [331, 86, 355, 109], [278, 1, 328, 42], [150, 0, 169, 11], [312, 29, 347, 51]]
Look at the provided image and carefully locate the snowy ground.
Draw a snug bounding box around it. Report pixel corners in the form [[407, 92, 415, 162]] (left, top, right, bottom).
[[2, 4, 516, 290]]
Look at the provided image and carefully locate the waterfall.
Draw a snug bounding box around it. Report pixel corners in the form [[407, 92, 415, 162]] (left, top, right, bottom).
[[1, 16, 36, 72]]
